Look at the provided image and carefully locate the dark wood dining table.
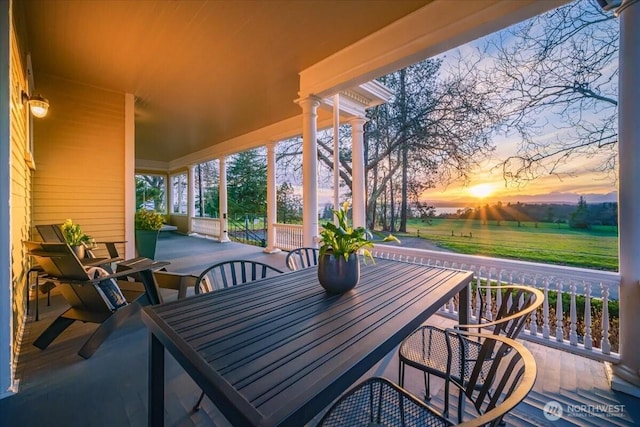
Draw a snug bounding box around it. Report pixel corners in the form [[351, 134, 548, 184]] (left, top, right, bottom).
[[142, 258, 473, 427]]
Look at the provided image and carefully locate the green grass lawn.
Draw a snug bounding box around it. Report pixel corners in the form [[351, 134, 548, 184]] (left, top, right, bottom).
[[395, 218, 618, 271]]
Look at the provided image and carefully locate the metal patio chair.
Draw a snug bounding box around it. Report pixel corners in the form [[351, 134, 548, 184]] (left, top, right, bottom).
[[192, 259, 284, 411], [399, 285, 543, 401], [319, 332, 537, 427], [285, 247, 319, 271], [194, 259, 284, 294]]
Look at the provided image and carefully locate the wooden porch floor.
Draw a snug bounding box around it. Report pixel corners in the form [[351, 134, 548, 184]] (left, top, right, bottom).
[[2, 234, 638, 426]]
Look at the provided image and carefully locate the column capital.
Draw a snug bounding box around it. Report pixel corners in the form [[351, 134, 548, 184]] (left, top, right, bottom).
[[348, 116, 368, 129], [296, 95, 322, 110]]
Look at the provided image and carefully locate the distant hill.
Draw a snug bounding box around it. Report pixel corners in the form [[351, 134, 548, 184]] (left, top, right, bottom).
[[431, 191, 618, 207]]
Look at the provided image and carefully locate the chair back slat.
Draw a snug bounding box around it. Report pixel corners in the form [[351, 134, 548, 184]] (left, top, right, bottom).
[[36, 224, 66, 243], [446, 330, 536, 426], [285, 247, 319, 271]]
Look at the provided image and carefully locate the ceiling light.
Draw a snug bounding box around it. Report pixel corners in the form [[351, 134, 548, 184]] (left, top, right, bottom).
[[21, 91, 49, 118]]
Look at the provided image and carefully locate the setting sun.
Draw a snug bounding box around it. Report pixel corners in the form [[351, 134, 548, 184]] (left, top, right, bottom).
[[468, 183, 495, 199]]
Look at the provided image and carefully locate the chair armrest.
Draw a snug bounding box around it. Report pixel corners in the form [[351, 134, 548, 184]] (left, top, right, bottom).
[[85, 260, 170, 284], [81, 257, 122, 267], [153, 271, 198, 299]]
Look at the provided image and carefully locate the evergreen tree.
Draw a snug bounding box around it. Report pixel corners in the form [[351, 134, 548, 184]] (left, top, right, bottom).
[[226, 150, 267, 218], [569, 196, 591, 229]]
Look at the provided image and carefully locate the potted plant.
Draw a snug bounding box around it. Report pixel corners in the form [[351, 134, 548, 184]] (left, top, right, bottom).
[[135, 209, 164, 259], [318, 202, 399, 293], [60, 219, 92, 259]]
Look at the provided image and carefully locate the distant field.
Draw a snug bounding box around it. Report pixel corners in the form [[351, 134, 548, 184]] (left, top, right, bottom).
[[393, 218, 618, 271]]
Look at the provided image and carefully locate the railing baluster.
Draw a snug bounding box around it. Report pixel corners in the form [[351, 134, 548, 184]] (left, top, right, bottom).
[[485, 268, 494, 321], [556, 282, 564, 343], [569, 282, 578, 346], [584, 282, 592, 351], [542, 278, 550, 339], [601, 284, 611, 355], [529, 276, 538, 336]]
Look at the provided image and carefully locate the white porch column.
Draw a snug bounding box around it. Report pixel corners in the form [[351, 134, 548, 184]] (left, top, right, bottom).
[[349, 117, 367, 229], [611, 0, 640, 396], [187, 164, 196, 235], [264, 141, 281, 253], [219, 156, 230, 242], [299, 96, 321, 247]]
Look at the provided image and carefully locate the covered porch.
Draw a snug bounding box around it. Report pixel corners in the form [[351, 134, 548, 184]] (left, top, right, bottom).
[[3, 0, 640, 424], [1, 234, 638, 426]]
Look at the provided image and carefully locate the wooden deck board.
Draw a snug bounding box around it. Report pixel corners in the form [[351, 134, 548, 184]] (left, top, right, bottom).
[[3, 235, 639, 426]]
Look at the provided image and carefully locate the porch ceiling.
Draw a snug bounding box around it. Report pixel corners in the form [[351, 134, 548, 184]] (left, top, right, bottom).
[[19, 0, 430, 163]]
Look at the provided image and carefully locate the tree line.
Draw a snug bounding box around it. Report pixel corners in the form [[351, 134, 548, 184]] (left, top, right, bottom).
[[446, 197, 617, 228]]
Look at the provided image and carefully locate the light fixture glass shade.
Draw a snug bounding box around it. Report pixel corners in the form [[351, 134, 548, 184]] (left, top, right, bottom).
[[28, 95, 49, 118]]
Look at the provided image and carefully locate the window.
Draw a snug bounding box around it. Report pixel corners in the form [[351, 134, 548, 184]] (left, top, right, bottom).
[[135, 174, 166, 212], [194, 160, 219, 218], [171, 172, 188, 214]]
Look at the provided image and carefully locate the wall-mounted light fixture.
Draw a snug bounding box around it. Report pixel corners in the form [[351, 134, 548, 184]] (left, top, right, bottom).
[[21, 90, 49, 118]]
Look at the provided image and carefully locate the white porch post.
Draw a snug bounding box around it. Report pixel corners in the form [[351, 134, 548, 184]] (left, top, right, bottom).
[[264, 141, 281, 253], [219, 156, 230, 243], [299, 96, 321, 247], [349, 117, 367, 229], [187, 164, 196, 235], [611, 0, 640, 396]]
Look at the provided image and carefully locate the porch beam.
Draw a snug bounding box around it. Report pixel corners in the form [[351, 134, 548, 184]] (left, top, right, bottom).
[[299, 0, 567, 99], [611, 0, 640, 396]]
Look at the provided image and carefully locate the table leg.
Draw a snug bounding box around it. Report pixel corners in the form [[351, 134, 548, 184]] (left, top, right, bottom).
[[458, 280, 470, 325], [149, 333, 164, 427]]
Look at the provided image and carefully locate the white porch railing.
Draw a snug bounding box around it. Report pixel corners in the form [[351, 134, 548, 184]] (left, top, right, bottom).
[[252, 222, 620, 362], [191, 217, 221, 238], [273, 223, 304, 251], [372, 244, 620, 363]]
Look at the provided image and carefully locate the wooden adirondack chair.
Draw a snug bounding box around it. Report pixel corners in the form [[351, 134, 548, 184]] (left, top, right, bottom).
[[25, 241, 168, 359], [36, 223, 124, 260]]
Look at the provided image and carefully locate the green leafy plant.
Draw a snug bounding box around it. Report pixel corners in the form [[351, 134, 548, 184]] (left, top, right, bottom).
[[135, 209, 164, 231], [319, 202, 399, 263], [60, 219, 92, 246]]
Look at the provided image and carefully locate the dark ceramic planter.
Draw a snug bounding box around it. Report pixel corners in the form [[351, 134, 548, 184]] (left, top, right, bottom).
[[135, 229, 159, 259], [317, 252, 360, 294]]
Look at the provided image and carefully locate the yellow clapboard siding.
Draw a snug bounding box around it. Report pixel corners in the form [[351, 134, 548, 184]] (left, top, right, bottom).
[[9, 16, 31, 375], [32, 74, 127, 245]]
